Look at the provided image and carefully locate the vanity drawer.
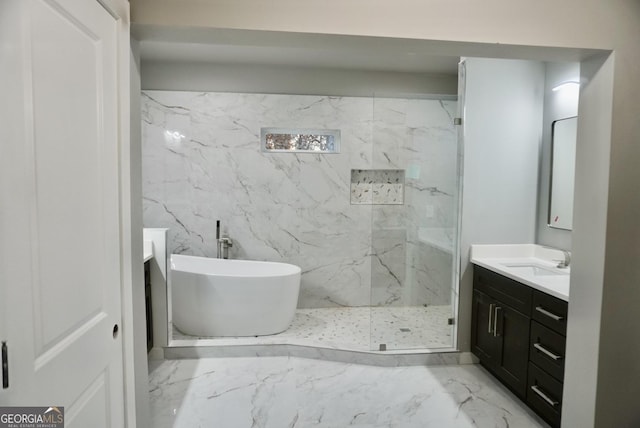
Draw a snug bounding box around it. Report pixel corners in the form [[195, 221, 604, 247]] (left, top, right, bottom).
[[474, 266, 532, 315], [530, 321, 565, 380], [527, 362, 562, 428], [532, 290, 568, 335]]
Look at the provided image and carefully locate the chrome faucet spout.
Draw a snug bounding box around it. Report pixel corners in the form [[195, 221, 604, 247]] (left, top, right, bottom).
[[554, 250, 571, 269], [541, 245, 571, 269]]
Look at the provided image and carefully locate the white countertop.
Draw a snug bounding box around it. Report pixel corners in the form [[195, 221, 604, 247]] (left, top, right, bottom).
[[143, 240, 154, 262], [470, 244, 570, 301]]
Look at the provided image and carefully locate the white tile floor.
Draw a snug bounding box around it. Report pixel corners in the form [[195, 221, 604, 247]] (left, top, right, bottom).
[[149, 356, 549, 428], [171, 306, 454, 351]]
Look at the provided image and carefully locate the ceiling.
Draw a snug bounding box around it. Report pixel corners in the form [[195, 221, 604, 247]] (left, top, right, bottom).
[[135, 26, 465, 75], [139, 40, 461, 74], [134, 25, 603, 75]]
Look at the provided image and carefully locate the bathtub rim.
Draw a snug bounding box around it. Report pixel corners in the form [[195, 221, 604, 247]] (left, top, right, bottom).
[[170, 253, 301, 278]]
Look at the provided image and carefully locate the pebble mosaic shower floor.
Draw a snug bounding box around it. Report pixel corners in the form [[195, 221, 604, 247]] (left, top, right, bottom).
[[171, 305, 453, 351]]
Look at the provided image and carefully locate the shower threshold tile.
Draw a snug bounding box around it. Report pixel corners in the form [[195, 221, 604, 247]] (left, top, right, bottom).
[[171, 305, 453, 352]]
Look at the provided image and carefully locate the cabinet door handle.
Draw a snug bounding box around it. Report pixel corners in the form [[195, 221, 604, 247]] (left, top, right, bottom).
[[535, 306, 564, 321], [531, 385, 559, 407], [2, 341, 8, 389], [493, 307, 501, 337], [534, 342, 563, 360], [487, 303, 495, 334]]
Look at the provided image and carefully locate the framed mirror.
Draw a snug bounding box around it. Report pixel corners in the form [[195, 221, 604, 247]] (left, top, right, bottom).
[[548, 116, 578, 230]]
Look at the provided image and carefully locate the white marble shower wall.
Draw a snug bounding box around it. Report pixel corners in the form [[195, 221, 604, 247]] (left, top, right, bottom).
[[370, 98, 458, 306], [141, 91, 457, 308]]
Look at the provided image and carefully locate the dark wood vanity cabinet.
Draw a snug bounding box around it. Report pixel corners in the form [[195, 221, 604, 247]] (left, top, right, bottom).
[[472, 265, 568, 428], [472, 267, 532, 398]]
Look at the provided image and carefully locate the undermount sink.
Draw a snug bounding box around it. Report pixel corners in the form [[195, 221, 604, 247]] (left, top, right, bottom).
[[470, 244, 571, 301], [501, 263, 569, 276]]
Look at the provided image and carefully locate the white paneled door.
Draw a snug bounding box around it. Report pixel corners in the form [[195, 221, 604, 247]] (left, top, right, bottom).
[[0, 0, 125, 426]]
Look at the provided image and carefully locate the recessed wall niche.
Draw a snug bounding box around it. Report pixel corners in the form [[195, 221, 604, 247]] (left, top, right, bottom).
[[350, 169, 405, 205]]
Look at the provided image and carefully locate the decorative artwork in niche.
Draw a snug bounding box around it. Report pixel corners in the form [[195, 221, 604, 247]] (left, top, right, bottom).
[[351, 169, 405, 205], [261, 128, 340, 153]]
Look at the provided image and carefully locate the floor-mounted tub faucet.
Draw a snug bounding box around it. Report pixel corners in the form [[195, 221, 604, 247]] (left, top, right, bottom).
[[216, 220, 233, 259]]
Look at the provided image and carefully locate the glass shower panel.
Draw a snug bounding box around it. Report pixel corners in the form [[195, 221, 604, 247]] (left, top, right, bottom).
[[369, 95, 460, 351]]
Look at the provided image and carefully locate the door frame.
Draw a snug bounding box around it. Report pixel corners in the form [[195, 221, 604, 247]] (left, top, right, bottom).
[[96, 0, 149, 426]]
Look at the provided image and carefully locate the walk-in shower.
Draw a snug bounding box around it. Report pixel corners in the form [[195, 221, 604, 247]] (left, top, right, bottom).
[[141, 90, 461, 353], [368, 96, 460, 351]]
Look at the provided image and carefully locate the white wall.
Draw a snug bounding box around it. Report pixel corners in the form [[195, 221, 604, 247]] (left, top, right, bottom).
[[141, 61, 458, 97], [563, 53, 614, 428], [536, 62, 579, 251], [460, 58, 543, 252], [457, 57, 544, 350], [129, 0, 622, 52]]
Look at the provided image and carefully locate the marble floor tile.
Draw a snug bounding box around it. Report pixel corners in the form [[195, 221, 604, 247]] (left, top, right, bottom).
[[149, 356, 548, 428], [171, 306, 454, 351]]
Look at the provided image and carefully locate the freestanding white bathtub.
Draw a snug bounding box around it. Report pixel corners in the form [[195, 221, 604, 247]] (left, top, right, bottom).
[[171, 254, 301, 337]]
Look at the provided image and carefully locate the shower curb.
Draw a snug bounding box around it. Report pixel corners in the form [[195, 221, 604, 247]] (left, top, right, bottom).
[[158, 344, 477, 367]]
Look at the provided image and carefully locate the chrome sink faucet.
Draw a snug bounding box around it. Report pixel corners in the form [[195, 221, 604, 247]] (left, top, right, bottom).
[[554, 250, 571, 269], [216, 220, 233, 259]]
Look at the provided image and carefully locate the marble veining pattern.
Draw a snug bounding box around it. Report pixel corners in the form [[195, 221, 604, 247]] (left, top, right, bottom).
[[149, 356, 547, 427], [172, 306, 453, 351], [142, 91, 458, 320]]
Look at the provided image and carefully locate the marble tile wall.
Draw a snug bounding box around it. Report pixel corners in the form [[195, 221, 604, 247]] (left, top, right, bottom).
[[142, 91, 457, 308]]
